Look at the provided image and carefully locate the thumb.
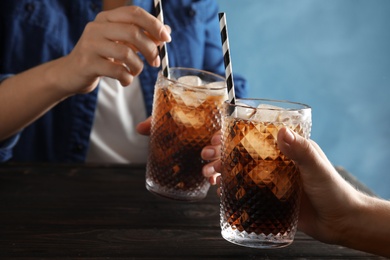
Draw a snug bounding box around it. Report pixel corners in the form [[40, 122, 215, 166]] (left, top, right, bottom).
[[277, 127, 316, 166], [136, 116, 152, 136], [277, 127, 334, 186]]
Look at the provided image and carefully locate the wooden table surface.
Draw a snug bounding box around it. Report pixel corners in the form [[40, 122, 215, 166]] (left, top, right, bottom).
[[0, 164, 385, 259]]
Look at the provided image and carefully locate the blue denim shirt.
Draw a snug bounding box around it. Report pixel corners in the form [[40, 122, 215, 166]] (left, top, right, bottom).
[[0, 0, 248, 162]]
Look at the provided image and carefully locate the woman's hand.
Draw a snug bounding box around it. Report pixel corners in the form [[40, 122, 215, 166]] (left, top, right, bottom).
[[0, 6, 171, 141], [59, 6, 171, 95], [201, 130, 222, 186]]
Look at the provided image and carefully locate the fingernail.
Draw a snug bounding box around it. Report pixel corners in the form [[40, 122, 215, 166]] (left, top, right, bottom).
[[203, 165, 214, 177], [203, 148, 215, 158], [160, 29, 171, 42], [283, 128, 295, 144]]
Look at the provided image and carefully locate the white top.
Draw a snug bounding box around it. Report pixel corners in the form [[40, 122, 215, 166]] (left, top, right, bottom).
[[86, 77, 149, 164]]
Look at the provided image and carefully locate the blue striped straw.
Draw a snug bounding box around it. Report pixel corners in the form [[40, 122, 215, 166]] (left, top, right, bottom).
[[154, 0, 170, 78], [219, 12, 236, 107]]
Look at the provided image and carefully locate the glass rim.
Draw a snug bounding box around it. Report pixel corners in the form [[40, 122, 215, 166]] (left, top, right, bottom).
[[160, 67, 227, 91], [224, 98, 311, 111]]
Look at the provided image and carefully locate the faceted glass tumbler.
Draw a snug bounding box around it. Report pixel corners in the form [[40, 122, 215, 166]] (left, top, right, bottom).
[[146, 68, 227, 201], [220, 98, 311, 248]]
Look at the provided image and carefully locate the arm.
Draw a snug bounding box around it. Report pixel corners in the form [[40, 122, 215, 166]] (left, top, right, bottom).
[[0, 58, 73, 141], [349, 195, 390, 256], [0, 6, 170, 141]]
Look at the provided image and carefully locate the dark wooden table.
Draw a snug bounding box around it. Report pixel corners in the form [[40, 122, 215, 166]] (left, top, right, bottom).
[[0, 164, 385, 259]]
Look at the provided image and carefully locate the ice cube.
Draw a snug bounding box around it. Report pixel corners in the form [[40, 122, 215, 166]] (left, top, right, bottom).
[[169, 85, 186, 105], [203, 81, 227, 97], [177, 75, 202, 87], [250, 104, 281, 122], [277, 109, 302, 124], [236, 102, 257, 120], [169, 84, 206, 108], [183, 90, 207, 108], [251, 104, 307, 124], [171, 75, 206, 107]]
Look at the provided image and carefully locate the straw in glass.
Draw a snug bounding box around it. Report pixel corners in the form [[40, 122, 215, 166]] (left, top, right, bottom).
[[154, 0, 170, 78], [218, 12, 236, 110]]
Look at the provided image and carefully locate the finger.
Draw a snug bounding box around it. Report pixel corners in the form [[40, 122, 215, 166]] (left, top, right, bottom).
[[165, 25, 172, 35], [201, 131, 222, 161], [136, 117, 152, 136], [277, 127, 330, 174], [276, 127, 341, 191], [277, 127, 316, 165], [145, 25, 172, 45], [82, 55, 133, 86], [216, 176, 222, 196], [79, 22, 146, 76], [208, 173, 221, 186], [202, 160, 221, 178], [201, 146, 220, 161], [212, 159, 222, 173], [216, 175, 221, 186], [96, 6, 171, 43], [92, 22, 161, 68], [98, 40, 145, 76], [210, 130, 222, 145], [202, 159, 221, 178], [203, 161, 217, 178]]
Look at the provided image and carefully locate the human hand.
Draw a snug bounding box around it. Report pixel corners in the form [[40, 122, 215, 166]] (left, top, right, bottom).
[[202, 127, 390, 256], [58, 6, 171, 96], [201, 127, 362, 246]]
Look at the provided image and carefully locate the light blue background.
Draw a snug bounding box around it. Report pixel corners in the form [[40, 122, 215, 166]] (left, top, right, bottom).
[[216, 0, 390, 199]]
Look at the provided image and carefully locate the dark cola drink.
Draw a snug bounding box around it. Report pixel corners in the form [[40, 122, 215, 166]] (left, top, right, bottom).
[[146, 68, 227, 201]]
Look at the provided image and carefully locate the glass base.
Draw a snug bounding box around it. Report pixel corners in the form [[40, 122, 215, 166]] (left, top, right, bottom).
[[221, 226, 294, 249], [145, 178, 209, 202]]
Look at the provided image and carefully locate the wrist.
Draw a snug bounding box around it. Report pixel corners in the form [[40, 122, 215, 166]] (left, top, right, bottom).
[[43, 57, 77, 99], [340, 192, 390, 257], [337, 191, 367, 244]]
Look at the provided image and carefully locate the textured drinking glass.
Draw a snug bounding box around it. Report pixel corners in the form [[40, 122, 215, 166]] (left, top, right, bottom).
[[146, 68, 227, 201], [220, 98, 311, 248]]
